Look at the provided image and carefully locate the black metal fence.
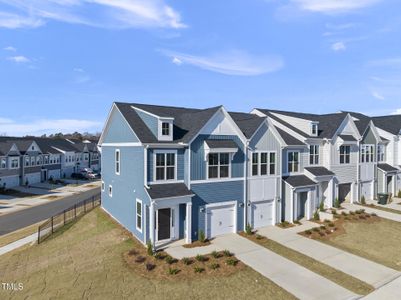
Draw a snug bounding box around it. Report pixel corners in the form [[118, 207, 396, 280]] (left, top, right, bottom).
[[37, 194, 101, 244]]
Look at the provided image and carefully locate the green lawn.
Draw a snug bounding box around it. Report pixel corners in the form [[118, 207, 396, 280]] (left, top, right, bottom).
[[321, 218, 401, 271], [0, 208, 296, 300]]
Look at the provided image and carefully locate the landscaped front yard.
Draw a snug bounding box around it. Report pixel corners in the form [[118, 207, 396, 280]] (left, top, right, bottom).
[[305, 211, 401, 272], [0, 208, 296, 300]]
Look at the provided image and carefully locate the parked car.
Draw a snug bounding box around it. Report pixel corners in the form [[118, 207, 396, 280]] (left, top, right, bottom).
[[71, 172, 87, 180]]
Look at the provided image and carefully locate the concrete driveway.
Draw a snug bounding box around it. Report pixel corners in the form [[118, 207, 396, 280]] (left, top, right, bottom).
[[362, 275, 401, 300], [167, 234, 359, 300]]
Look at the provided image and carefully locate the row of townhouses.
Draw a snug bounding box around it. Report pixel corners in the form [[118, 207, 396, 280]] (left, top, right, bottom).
[[0, 137, 101, 189], [99, 102, 401, 248]]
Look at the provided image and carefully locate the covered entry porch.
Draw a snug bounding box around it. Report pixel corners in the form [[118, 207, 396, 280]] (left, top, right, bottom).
[[377, 164, 399, 197], [305, 167, 335, 209], [146, 183, 194, 249]]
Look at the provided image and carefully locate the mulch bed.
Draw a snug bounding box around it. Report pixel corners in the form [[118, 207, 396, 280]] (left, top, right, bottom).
[[300, 210, 380, 240], [182, 240, 211, 248]]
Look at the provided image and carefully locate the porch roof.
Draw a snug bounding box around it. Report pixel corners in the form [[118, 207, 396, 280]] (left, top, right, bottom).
[[283, 175, 317, 188], [205, 139, 238, 149], [305, 167, 335, 177], [377, 163, 399, 173], [147, 183, 194, 200], [338, 134, 358, 142]]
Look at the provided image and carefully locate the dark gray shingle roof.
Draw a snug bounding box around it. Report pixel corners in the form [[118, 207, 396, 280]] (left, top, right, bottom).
[[283, 175, 317, 188], [372, 115, 401, 135], [305, 167, 335, 177], [275, 127, 305, 146], [339, 135, 358, 142], [205, 139, 238, 149], [147, 183, 194, 200], [377, 163, 399, 173], [229, 112, 265, 139], [115, 102, 221, 144]]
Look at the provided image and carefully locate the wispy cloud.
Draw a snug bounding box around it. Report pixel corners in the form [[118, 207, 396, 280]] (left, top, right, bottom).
[[3, 45, 16, 51], [331, 42, 346, 52], [0, 117, 102, 136], [371, 90, 385, 100], [161, 49, 284, 76], [291, 0, 381, 14], [0, 0, 186, 29], [391, 108, 401, 115], [7, 55, 30, 63]]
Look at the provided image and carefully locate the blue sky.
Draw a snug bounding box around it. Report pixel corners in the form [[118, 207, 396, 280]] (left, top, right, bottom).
[[0, 0, 400, 136]]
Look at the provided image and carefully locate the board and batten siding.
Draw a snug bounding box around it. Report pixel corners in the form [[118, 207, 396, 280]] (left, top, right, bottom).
[[190, 134, 245, 181], [147, 148, 185, 183], [190, 180, 244, 240]]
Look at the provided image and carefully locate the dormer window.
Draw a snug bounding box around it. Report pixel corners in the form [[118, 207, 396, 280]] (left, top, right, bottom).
[[162, 122, 170, 136], [311, 123, 318, 136]]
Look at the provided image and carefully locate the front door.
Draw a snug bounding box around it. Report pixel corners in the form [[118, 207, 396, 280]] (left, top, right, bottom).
[[157, 208, 171, 241], [297, 192, 308, 220]]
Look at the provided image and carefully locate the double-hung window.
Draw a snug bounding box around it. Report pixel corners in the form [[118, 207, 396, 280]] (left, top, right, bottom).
[[309, 145, 319, 165], [251, 152, 276, 176], [161, 122, 170, 136], [25, 156, 30, 167], [10, 158, 19, 169], [0, 157, 6, 169], [288, 151, 299, 173], [155, 152, 176, 181], [377, 144, 385, 162], [208, 153, 230, 179], [136, 199, 142, 232], [361, 145, 374, 163], [339, 145, 351, 164], [115, 149, 120, 175]]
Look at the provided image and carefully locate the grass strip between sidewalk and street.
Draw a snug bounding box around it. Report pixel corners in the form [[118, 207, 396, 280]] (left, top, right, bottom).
[[240, 232, 374, 296], [0, 222, 42, 248]]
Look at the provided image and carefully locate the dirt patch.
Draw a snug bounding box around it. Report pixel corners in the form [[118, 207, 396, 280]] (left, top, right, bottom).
[[182, 240, 211, 248], [41, 195, 62, 200]]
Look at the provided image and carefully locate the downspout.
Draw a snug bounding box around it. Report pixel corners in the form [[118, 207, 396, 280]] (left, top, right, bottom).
[[244, 141, 249, 230], [144, 145, 149, 189], [356, 138, 361, 204]]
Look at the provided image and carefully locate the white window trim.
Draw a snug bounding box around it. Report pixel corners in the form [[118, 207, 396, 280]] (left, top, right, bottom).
[[251, 151, 277, 177], [0, 157, 6, 169], [153, 150, 178, 182], [157, 119, 173, 141], [287, 151, 300, 173], [311, 123, 319, 136], [206, 152, 232, 179], [108, 185, 113, 197], [115, 149, 120, 175], [10, 157, 19, 169], [309, 145, 319, 165], [136, 199, 143, 233], [360, 144, 374, 163], [377, 144, 385, 162], [339, 145, 351, 164]]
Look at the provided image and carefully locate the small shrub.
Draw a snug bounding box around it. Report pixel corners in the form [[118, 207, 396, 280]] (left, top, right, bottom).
[[325, 230, 331, 234], [359, 215, 366, 220], [349, 211, 355, 215], [210, 263, 220, 270], [146, 241, 153, 256], [211, 251, 220, 259], [365, 214, 371, 218], [181, 257, 192, 265], [305, 230, 312, 235], [341, 211, 347, 216], [334, 214, 341, 219], [168, 268, 180, 275], [199, 230, 206, 243], [320, 225, 326, 230], [345, 216, 350, 220], [145, 263, 155, 271], [334, 198, 340, 208], [223, 250, 232, 257], [328, 222, 335, 227], [194, 266, 204, 273], [294, 220, 301, 225], [319, 201, 325, 212], [331, 208, 337, 215], [398, 190, 401, 198], [135, 256, 146, 263], [128, 249, 138, 256], [245, 223, 253, 235], [371, 212, 378, 217], [324, 219, 331, 223], [312, 227, 320, 232], [154, 252, 164, 260], [361, 196, 366, 205], [355, 210, 362, 214], [226, 258, 238, 266], [165, 255, 176, 264], [256, 234, 264, 240], [313, 210, 320, 221], [319, 231, 325, 237], [195, 254, 207, 262]]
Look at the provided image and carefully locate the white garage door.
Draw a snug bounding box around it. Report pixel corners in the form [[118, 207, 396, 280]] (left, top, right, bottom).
[[361, 182, 373, 201], [206, 203, 235, 238], [252, 200, 273, 229]]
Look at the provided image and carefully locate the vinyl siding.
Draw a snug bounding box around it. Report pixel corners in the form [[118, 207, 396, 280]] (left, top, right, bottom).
[[103, 107, 140, 143], [190, 180, 244, 240], [135, 109, 158, 138], [190, 134, 245, 181]]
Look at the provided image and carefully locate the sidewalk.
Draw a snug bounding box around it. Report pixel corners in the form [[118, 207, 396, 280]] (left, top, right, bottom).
[[167, 234, 359, 300], [362, 274, 401, 300], [258, 225, 400, 288], [0, 233, 37, 256]]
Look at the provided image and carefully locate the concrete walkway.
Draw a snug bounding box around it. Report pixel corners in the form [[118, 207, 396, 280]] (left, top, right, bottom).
[[167, 234, 359, 300], [362, 275, 401, 300], [258, 225, 400, 289], [342, 203, 401, 223], [0, 233, 37, 256]]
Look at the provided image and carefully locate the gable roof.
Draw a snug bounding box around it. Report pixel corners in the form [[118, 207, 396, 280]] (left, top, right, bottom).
[[275, 127, 305, 146], [115, 102, 221, 144], [205, 139, 238, 149], [229, 112, 265, 139], [256, 109, 349, 139], [283, 175, 317, 188], [305, 166, 335, 177], [372, 115, 401, 135], [147, 183, 194, 200]]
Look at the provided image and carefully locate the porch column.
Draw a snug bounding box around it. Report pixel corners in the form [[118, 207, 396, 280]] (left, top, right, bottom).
[[185, 202, 192, 244], [149, 202, 155, 246]]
